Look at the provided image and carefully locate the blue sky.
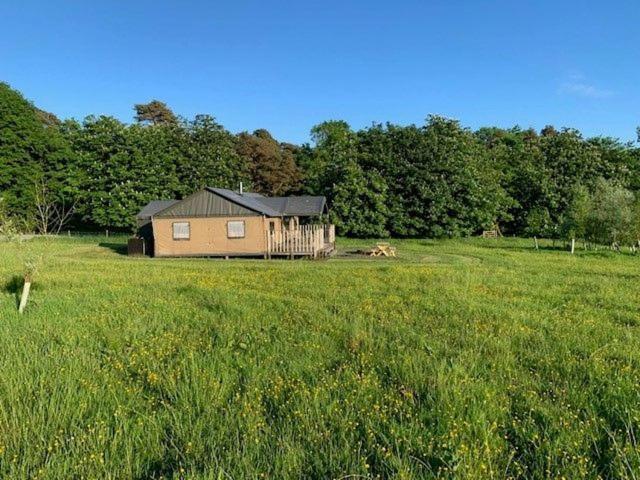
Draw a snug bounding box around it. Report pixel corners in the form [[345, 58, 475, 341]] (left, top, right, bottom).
[[1, 1, 638, 144]]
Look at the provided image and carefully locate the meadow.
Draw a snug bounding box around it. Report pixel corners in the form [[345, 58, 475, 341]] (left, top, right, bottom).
[[1, 236, 639, 479]]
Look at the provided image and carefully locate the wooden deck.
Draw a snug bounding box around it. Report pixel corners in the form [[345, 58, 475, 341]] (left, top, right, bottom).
[[266, 224, 335, 258]]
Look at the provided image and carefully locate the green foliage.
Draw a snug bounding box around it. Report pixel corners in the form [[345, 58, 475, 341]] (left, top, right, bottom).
[[560, 184, 590, 240], [305, 120, 390, 237], [308, 120, 357, 199], [329, 160, 389, 237], [62, 113, 247, 230], [561, 178, 639, 246], [306, 117, 512, 237], [236, 129, 302, 195], [523, 207, 555, 238], [177, 115, 249, 196], [133, 100, 177, 125], [2, 81, 640, 237], [0, 196, 19, 238], [65, 116, 181, 229], [586, 179, 636, 245], [0, 83, 75, 222]]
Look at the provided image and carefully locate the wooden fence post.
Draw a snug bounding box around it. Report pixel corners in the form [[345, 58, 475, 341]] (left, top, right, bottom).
[[18, 277, 31, 314], [534, 236, 539, 250], [570, 238, 575, 254]]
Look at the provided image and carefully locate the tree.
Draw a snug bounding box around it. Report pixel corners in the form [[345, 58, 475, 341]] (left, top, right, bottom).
[[33, 177, 76, 234], [524, 207, 556, 238], [382, 116, 509, 237], [308, 120, 356, 199], [588, 137, 636, 185], [0, 194, 41, 314], [0, 83, 47, 218], [329, 160, 389, 237], [0, 82, 75, 224], [6, 80, 640, 240], [538, 128, 601, 226], [62, 112, 249, 230], [540, 125, 558, 137], [585, 179, 635, 246], [68, 115, 136, 229], [236, 129, 302, 195], [560, 184, 590, 242], [627, 138, 640, 192], [629, 198, 640, 247], [35, 108, 61, 127], [304, 120, 391, 236], [290, 143, 317, 194], [178, 115, 249, 196], [134, 100, 177, 126], [68, 115, 184, 229], [478, 127, 550, 234], [0, 196, 19, 237]]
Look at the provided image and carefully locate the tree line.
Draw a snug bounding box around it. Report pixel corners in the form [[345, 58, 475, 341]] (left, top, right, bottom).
[[1, 82, 639, 244]]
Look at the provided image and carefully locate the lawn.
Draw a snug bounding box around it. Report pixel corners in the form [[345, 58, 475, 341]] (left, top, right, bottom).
[[1, 236, 639, 479]]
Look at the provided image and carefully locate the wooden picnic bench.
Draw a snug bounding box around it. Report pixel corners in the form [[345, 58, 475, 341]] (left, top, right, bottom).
[[369, 242, 397, 257]]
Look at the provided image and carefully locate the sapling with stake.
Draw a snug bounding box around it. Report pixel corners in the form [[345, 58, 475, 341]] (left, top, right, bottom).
[[1, 197, 44, 314], [18, 258, 40, 314]]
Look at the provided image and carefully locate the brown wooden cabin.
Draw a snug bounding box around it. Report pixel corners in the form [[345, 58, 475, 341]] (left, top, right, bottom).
[[135, 187, 335, 258]]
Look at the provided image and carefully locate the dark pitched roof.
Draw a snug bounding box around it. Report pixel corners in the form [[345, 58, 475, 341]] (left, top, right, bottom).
[[241, 192, 266, 198], [136, 200, 180, 219], [140, 188, 327, 220], [258, 196, 327, 216], [206, 188, 282, 216]]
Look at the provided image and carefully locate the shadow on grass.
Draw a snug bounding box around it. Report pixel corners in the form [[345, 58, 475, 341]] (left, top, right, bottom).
[[99, 242, 128, 255], [2, 275, 25, 309]]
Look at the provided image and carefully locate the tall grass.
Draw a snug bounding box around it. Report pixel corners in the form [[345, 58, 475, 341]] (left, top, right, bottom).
[[0, 237, 639, 478]]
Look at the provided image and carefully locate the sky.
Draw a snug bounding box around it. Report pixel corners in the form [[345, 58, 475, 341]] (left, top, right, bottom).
[[1, 1, 639, 144]]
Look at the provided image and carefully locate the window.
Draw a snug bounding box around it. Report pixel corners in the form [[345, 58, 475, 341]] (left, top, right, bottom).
[[172, 222, 190, 240], [227, 220, 245, 238]]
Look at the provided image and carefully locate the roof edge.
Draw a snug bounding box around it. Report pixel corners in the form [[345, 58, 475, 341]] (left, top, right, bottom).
[[152, 190, 206, 218]]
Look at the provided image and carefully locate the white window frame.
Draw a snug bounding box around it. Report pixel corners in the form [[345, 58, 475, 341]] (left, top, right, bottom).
[[227, 220, 245, 239], [172, 222, 190, 240]]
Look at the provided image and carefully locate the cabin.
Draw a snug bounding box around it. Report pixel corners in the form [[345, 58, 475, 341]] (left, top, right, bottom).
[[135, 187, 335, 258]]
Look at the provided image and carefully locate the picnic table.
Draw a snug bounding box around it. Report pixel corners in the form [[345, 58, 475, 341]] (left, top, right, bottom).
[[369, 242, 397, 257]]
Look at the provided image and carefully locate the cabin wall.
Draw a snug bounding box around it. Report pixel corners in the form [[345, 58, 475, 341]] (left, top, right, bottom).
[[152, 216, 281, 257]]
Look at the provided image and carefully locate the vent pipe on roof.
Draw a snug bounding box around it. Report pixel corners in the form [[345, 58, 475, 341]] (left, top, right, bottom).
[[239, 182, 243, 195]]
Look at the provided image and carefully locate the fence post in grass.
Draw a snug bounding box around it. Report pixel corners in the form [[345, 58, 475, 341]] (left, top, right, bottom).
[[570, 238, 575, 254], [18, 260, 39, 314], [106, 229, 109, 238], [18, 275, 31, 314], [534, 236, 539, 251]]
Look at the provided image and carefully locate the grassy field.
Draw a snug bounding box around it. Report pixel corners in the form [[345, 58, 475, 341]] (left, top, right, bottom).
[[1, 236, 639, 479]]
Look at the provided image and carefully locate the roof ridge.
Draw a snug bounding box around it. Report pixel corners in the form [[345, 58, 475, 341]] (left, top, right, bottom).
[[207, 187, 282, 217]]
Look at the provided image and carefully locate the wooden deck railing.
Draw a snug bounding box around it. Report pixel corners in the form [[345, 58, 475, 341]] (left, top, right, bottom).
[[324, 224, 335, 245], [267, 224, 334, 257]]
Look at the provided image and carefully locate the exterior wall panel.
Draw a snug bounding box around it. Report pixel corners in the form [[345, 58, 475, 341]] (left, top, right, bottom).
[[152, 216, 281, 257]]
